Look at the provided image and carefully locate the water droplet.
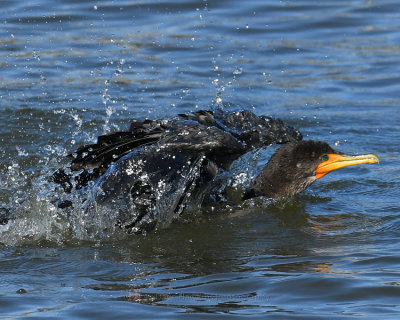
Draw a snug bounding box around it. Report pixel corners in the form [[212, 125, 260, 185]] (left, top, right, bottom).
[[32, 50, 40, 61], [233, 67, 242, 75], [16, 146, 28, 157]]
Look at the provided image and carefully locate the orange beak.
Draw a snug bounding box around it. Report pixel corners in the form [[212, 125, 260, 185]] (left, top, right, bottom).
[[315, 153, 379, 179]]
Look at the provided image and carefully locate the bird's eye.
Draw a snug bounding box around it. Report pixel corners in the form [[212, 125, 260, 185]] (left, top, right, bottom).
[[322, 155, 329, 161]]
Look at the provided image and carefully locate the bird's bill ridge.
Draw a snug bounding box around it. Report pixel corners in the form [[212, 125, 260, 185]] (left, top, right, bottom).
[[315, 153, 379, 179]]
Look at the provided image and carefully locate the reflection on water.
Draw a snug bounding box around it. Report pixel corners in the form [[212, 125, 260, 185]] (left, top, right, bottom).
[[1, 0, 400, 318]]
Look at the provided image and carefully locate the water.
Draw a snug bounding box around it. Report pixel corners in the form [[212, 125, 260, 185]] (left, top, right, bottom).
[[1, 0, 400, 318]]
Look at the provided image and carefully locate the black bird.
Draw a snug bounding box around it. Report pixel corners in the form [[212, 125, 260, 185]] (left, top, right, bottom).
[[53, 109, 378, 234]]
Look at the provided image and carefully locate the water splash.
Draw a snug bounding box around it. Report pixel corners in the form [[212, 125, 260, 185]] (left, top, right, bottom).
[[102, 80, 114, 134], [0, 147, 209, 246], [205, 147, 266, 207], [102, 58, 125, 133], [211, 65, 242, 110]]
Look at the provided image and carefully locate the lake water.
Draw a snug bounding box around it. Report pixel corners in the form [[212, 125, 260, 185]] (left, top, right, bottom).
[[1, 0, 400, 318]]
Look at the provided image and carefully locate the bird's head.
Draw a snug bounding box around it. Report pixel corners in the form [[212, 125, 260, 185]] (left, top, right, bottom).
[[249, 140, 379, 199]]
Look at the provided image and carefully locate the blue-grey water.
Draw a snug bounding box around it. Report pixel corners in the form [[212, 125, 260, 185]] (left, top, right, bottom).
[[1, 0, 399, 318]]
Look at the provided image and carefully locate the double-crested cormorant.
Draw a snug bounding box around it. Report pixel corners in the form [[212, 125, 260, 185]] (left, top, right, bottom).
[[53, 109, 378, 233]]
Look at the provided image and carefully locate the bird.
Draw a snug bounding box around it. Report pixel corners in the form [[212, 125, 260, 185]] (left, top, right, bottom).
[[52, 109, 379, 234]]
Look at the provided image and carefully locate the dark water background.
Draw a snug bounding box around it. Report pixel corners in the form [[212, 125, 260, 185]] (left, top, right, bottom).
[[1, 0, 400, 318]]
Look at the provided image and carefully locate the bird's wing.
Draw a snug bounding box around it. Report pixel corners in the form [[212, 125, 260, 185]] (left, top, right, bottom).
[[53, 119, 166, 190], [53, 115, 244, 190], [180, 109, 302, 148], [53, 109, 301, 191]]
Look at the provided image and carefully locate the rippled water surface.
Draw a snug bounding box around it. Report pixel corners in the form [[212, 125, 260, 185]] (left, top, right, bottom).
[[1, 0, 400, 318]]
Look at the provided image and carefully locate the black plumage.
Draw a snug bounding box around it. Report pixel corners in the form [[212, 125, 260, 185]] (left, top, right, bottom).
[[53, 109, 301, 233], [54, 109, 301, 192], [53, 109, 378, 234]]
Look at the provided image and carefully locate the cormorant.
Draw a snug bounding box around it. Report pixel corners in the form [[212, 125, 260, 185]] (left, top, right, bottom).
[[53, 109, 378, 234]]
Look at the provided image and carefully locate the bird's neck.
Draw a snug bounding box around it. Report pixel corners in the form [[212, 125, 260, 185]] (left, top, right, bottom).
[[243, 162, 315, 200], [244, 165, 284, 200]]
